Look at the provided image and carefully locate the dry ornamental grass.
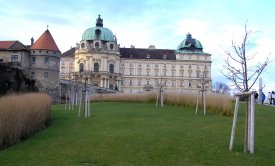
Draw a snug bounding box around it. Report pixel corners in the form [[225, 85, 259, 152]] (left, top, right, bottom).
[[0, 93, 52, 149], [92, 92, 232, 116]]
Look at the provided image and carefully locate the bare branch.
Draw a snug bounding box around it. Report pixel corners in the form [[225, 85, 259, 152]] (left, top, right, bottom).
[[222, 24, 271, 93]]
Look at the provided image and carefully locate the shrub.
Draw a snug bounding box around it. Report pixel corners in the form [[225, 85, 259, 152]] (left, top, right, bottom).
[[0, 93, 51, 149], [92, 92, 232, 116]]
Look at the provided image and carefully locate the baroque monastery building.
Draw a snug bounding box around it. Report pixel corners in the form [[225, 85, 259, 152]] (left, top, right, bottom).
[[60, 15, 212, 93]]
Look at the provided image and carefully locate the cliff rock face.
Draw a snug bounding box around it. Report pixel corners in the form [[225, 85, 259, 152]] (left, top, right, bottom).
[[0, 63, 38, 95]]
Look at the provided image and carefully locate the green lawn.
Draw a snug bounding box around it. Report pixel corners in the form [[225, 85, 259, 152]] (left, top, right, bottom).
[[0, 102, 275, 166]]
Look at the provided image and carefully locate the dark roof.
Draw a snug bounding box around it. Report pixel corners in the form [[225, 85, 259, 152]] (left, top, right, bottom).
[[120, 48, 176, 60], [30, 29, 60, 52], [61, 47, 75, 57], [0, 41, 27, 50]]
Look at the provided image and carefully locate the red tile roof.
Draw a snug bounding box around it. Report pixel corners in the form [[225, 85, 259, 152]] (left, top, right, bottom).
[[30, 30, 60, 52], [0, 41, 17, 49]]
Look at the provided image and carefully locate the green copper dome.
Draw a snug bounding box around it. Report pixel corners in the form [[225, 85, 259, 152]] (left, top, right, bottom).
[[82, 15, 116, 42], [177, 33, 203, 53]]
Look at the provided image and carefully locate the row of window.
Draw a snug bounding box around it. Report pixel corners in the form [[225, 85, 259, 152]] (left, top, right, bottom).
[[178, 55, 208, 60], [31, 71, 49, 78], [122, 79, 193, 87], [80, 42, 114, 50], [31, 57, 49, 64], [122, 63, 208, 70], [32, 50, 56, 54], [9, 55, 50, 64], [79, 63, 114, 73], [123, 69, 208, 77]]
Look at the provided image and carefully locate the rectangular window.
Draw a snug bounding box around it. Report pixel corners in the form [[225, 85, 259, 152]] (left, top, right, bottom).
[[155, 70, 158, 76], [31, 72, 35, 79], [138, 69, 142, 75], [44, 57, 49, 64], [172, 81, 176, 87], [180, 70, 184, 77], [129, 80, 132, 86], [11, 55, 18, 62], [163, 70, 166, 77], [172, 71, 175, 77], [32, 57, 36, 64], [44, 72, 48, 78], [138, 79, 141, 86]]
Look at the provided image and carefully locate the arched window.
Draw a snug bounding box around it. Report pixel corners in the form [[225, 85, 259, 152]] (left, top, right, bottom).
[[81, 43, 85, 48], [94, 63, 99, 72], [95, 42, 99, 48], [109, 84, 113, 89], [79, 63, 84, 72], [109, 64, 114, 73]]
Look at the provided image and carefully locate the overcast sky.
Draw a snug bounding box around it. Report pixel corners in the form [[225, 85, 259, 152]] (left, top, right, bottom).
[[0, 0, 274, 94]]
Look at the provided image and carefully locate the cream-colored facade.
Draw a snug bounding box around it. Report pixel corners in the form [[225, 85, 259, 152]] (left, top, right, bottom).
[[60, 15, 212, 93], [120, 53, 211, 93]]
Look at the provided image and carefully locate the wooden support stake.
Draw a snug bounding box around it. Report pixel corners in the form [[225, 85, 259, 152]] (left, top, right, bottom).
[[247, 97, 251, 152], [250, 93, 255, 154], [195, 91, 199, 114], [229, 96, 240, 151], [160, 90, 164, 108], [78, 92, 82, 118], [156, 90, 159, 107], [203, 91, 206, 115], [85, 90, 88, 118], [65, 93, 67, 111], [88, 91, 91, 117]]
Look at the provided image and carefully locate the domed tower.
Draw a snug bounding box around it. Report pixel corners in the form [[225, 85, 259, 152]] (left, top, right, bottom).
[[30, 29, 61, 101], [177, 33, 203, 53], [75, 15, 121, 90], [176, 33, 212, 91]]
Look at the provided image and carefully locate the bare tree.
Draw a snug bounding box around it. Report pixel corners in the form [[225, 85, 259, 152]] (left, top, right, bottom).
[[222, 24, 270, 153], [195, 69, 210, 115], [155, 77, 165, 107], [222, 25, 270, 92], [212, 82, 230, 94]]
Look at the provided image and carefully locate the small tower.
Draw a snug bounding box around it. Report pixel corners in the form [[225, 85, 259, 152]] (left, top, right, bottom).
[[30, 29, 61, 102]]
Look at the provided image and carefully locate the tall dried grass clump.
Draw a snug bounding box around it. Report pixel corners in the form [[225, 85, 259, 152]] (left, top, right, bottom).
[[92, 93, 155, 103], [92, 92, 232, 116], [0, 93, 52, 149]]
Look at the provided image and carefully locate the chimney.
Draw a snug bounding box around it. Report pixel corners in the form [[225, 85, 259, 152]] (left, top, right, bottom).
[[149, 45, 155, 49], [31, 37, 34, 46]]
